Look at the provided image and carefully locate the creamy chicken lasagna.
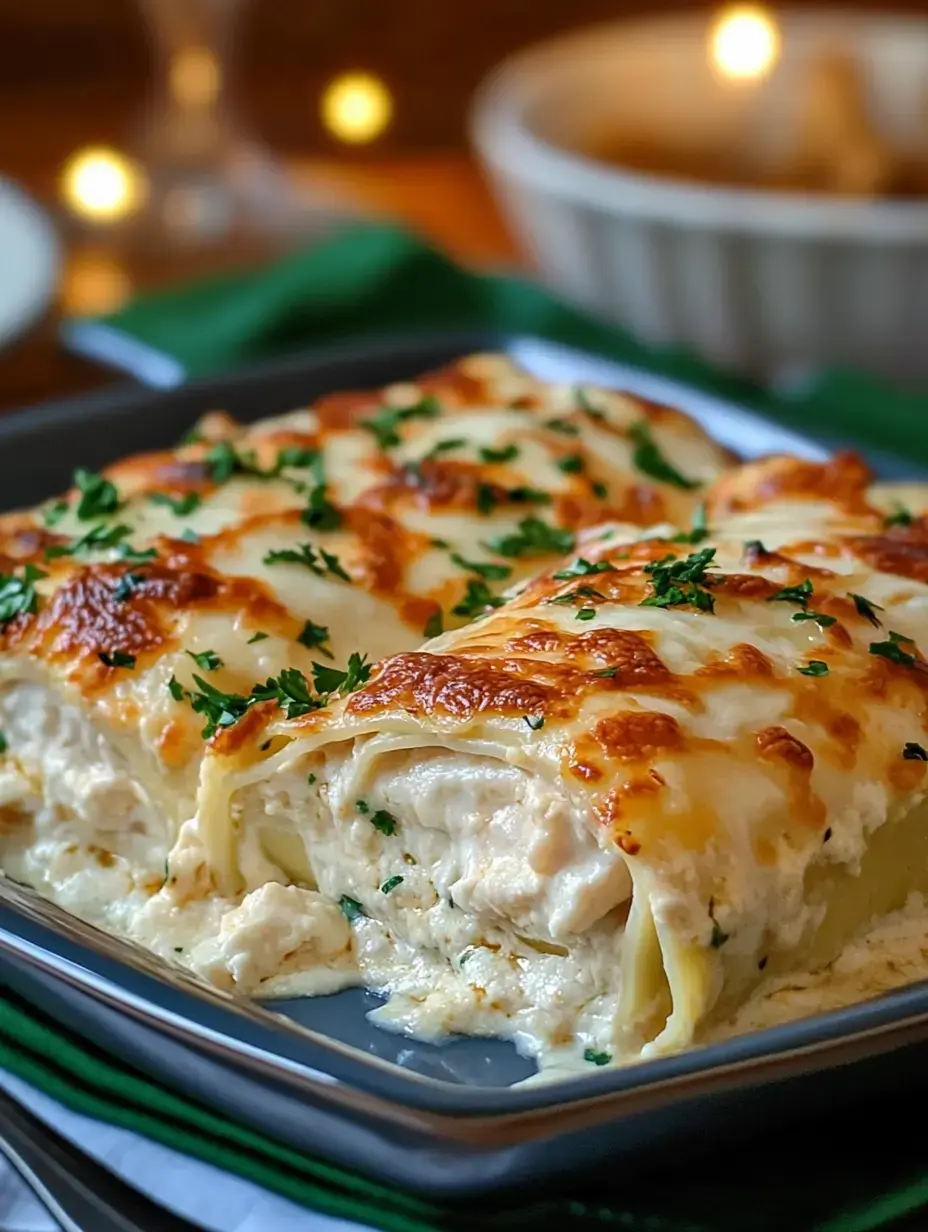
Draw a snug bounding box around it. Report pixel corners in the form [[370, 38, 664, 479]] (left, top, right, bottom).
[[2, 354, 927, 1073]]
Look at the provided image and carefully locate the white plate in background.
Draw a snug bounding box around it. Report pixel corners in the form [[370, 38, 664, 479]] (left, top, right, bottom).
[[0, 179, 59, 350]]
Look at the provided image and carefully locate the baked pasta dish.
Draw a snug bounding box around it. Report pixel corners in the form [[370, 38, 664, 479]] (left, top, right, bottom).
[[2, 353, 927, 1073]]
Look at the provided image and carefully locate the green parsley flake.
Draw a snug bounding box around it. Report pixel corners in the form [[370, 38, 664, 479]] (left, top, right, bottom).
[[370, 809, 398, 836], [360, 395, 441, 450], [113, 571, 145, 604], [583, 1049, 611, 1066], [903, 742, 928, 761], [297, 621, 333, 659], [484, 518, 575, 559], [849, 593, 883, 627], [576, 607, 596, 621], [170, 675, 253, 739], [308, 773, 317, 785], [179, 529, 200, 544], [186, 649, 223, 671], [380, 876, 404, 894], [44, 522, 134, 561], [797, 660, 829, 677], [524, 715, 544, 731], [591, 481, 609, 500], [575, 388, 606, 420], [556, 452, 585, 475], [449, 552, 511, 581], [592, 667, 618, 678], [42, 500, 69, 527], [553, 558, 613, 580], [98, 651, 136, 669], [672, 504, 710, 545], [870, 631, 917, 667], [551, 586, 605, 606], [263, 543, 351, 582], [356, 800, 370, 814], [339, 895, 366, 922], [247, 632, 268, 644], [0, 732, 8, 754], [451, 579, 506, 619], [885, 503, 914, 529], [475, 482, 498, 516], [250, 668, 320, 719], [301, 483, 342, 531], [0, 564, 46, 627], [311, 652, 371, 697], [545, 418, 579, 436], [768, 578, 813, 608], [423, 609, 444, 639], [149, 491, 202, 516], [479, 443, 519, 464], [791, 610, 836, 630], [424, 438, 468, 459], [640, 548, 718, 613], [74, 469, 122, 520], [628, 422, 700, 491]]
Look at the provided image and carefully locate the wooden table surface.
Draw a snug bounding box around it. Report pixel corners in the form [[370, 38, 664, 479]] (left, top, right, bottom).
[[0, 153, 521, 415]]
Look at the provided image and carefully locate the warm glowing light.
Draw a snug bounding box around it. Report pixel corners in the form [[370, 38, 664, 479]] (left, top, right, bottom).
[[321, 72, 392, 144], [60, 252, 132, 317], [710, 5, 781, 82], [60, 147, 147, 222], [170, 47, 221, 107]]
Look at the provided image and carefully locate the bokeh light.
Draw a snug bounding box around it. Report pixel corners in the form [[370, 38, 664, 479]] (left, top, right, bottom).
[[170, 47, 221, 108], [710, 5, 781, 82], [60, 147, 148, 222], [321, 72, 393, 144]]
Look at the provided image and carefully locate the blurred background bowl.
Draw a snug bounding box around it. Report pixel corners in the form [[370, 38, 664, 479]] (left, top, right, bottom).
[[471, 9, 928, 385]]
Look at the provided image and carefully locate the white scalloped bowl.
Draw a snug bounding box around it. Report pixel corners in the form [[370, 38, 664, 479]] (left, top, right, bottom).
[[470, 10, 928, 385]]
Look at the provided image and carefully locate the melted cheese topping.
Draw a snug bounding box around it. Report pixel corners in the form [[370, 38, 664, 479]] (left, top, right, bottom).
[[194, 454, 928, 1066], [0, 353, 726, 975]]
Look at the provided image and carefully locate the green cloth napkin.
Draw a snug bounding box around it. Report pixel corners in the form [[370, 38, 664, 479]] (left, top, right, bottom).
[[1, 985, 927, 1232], [82, 221, 928, 467], [43, 221, 928, 1227]]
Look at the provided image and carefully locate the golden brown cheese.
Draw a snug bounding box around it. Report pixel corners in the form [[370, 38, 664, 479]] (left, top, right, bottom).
[[195, 452, 928, 1065], [0, 352, 730, 902]]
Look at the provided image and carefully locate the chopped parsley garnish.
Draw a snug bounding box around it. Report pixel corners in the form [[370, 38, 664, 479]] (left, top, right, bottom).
[[275, 446, 320, 471], [0, 564, 46, 627], [297, 620, 333, 658], [797, 660, 829, 677], [74, 468, 122, 520], [479, 443, 519, 464], [591, 481, 609, 500], [42, 500, 69, 527], [424, 437, 468, 459], [709, 903, 729, 948], [885, 502, 914, 529], [576, 607, 596, 621], [98, 650, 136, 669], [360, 394, 441, 450], [380, 875, 404, 894], [430, 537, 450, 549], [545, 417, 579, 436], [484, 517, 575, 559], [370, 809, 398, 836], [628, 422, 700, 491], [186, 649, 223, 672], [768, 578, 813, 608], [339, 895, 366, 922], [263, 542, 351, 582], [149, 491, 202, 517], [475, 483, 498, 516], [45, 521, 134, 560], [449, 552, 512, 581], [640, 548, 719, 613], [301, 483, 342, 532], [171, 675, 253, 738], [903, 742, 928, 761], [583, 1049, 611, 1066], [204, 441, 246, 485], [423, 609, 443, 639], [672, 503, 710, 545], [849, 593, 883, 627], [113, 571, 145, 603], [0, 733, 6, 754], [744, 539, 769, 558], [791, 610, 836, 630], [507, 485, 552, 505], [451, 579, 506, 619], [308, 773, 317, 785], [592, 666, 618, 678], [250, 668, 320, 719], [247, 631, 268, 644], [118, 543, 159, 564], [553, 557, 613, 580], [356, 799, 370, 814], [524, 715, 544, 731], [557, 452, 585, 475], [870, 631, 917, 667], [575, 387, 605, 420], [311, 652, 371, 697], [551, 586, 605, 606]]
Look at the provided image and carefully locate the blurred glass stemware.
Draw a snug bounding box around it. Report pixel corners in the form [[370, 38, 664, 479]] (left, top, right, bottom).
[[105, 0, 348, 255]]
